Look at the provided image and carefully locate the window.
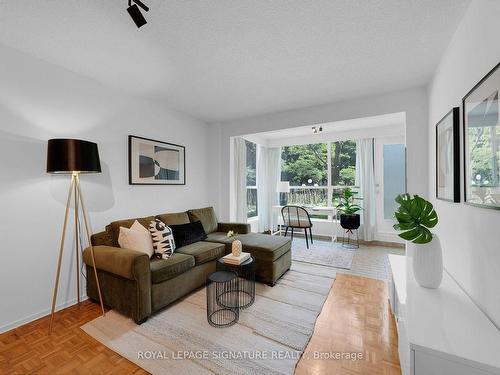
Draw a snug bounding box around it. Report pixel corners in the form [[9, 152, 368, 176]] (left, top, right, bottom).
[[280, 144, 328, 215], [383, 144, 406, 219], [280, 140, 357, 218], [246, 140, 258, 218]]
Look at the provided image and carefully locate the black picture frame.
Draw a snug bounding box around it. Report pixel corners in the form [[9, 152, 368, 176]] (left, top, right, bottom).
[[128, 135, 186, 185], [435, 107, 460, 202], [462, 62, 500, 210]]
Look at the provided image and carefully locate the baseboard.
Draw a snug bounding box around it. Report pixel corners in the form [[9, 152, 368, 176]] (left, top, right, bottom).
[[360, 239, 405, 249], [0, 294, 89, 334], [275, 231, 404, 248]]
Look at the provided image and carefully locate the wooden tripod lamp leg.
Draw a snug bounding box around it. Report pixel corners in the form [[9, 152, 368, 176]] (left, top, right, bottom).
[[74, 179, 80, 305], [75, 176, 105, 316], [49, 175, 75, 334]]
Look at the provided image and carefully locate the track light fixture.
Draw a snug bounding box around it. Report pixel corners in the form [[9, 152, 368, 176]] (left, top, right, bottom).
[[312, 126, 323, 134], [127, 0, 149, 28]]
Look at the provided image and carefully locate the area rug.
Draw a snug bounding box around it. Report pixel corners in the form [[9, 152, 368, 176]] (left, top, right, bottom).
[[81, 263, 336, 375], [292, 239, 355, 269]]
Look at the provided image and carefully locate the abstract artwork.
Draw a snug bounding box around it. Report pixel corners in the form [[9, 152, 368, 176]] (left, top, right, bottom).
[[129, 135, 185, 185], [436, 107, 460, 202], [463, 62, 500, 209]]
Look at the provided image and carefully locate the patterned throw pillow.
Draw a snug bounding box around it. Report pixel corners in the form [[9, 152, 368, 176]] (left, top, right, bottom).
[[149, 219, 176, 259]]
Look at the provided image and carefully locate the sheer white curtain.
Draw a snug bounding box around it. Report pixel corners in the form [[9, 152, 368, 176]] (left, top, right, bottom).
[[257, 145, 269, 232], [355, 139, 376, 241], [233, 137, 247, 222], [267, 147, 281, 231], [256, 146, 281, 232]]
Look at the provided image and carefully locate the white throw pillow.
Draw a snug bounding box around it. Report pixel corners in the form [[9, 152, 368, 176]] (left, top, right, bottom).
[[118, 220, 154, 258]]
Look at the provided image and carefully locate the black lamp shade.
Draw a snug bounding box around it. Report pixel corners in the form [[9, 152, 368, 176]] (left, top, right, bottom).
[[47, 139, 101, 174]]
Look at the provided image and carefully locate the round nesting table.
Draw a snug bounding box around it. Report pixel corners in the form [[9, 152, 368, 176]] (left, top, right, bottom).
[[206, 271, 239, 328], [216, 256, 256, 309]]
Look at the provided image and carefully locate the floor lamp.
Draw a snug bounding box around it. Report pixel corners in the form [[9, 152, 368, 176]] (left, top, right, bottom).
[[46, 139, 105, 334]]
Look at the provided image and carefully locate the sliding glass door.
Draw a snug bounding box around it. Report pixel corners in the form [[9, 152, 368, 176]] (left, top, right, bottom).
[[374, 136, 406, 239]]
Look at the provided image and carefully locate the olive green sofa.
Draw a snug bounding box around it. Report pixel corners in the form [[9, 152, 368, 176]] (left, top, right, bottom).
[[83, 207, 291, 323]]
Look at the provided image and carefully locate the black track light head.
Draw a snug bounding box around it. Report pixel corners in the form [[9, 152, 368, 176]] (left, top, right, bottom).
[[127, 0, 149, 28]]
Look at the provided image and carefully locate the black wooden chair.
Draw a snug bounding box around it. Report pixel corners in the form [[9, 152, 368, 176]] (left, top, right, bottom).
[[281, 205, 313, 248]]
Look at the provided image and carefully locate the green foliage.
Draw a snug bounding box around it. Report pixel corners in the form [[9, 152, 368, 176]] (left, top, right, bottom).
[[281, 144, 327, 185], [281, 141, 356, 186], [246, 188, 257, 218], [331, 141, 356, 186], [339, 166, 356, 186], [335, 187, 363, 215], [468, 126, 499, 187], [393, 194, 438, 244], [245, 141, 258, 217], [246, 140, 257, 186]]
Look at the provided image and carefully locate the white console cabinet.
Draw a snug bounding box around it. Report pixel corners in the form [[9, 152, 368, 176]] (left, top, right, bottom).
[[388, 254, 500, 375]]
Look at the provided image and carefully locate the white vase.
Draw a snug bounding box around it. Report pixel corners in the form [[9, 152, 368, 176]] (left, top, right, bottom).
[[231, 239, 242, 257], [409, 234, 443, 289]]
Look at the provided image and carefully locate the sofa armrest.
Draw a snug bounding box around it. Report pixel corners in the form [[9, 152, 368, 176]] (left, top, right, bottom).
[[83, 245, 150, 281], [217, 222, 251, 234]]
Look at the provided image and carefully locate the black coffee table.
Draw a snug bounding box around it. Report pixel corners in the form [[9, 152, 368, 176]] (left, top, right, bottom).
[[217, 256, 256, 309]]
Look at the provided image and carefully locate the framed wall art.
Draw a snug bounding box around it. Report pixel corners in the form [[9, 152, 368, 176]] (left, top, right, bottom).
[[128, 135, 186, 185], [436, 107, 460, 202], [463, 62, 500, 209]]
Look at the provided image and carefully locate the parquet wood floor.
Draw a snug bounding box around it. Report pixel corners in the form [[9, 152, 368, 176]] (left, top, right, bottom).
[[295, 273, 401, 374], [0, 301, 146, 375], [0, 274, 400, 374]]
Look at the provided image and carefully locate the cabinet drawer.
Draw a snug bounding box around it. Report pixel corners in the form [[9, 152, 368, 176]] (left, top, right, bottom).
[[413, 349, 496, 375]]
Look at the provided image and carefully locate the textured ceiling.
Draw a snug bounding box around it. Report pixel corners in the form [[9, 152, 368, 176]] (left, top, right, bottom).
[[0, 0, 470, 122]]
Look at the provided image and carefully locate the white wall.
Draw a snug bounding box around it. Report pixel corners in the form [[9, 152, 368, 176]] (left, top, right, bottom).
[[265, 123, 405, 148], [212, 87, 429, 221], [0, 45, 211, 332], [428, 0, 500, 327]]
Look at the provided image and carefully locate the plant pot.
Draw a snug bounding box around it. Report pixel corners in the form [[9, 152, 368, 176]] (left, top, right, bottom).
[[340, 214, 360, 230], [231, 239, 242, 257], [408, 234, 443, 289]]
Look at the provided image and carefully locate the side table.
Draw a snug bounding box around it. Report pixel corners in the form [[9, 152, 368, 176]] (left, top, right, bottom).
[[217, 256, 255, 309], [206, 271, 239, 328]]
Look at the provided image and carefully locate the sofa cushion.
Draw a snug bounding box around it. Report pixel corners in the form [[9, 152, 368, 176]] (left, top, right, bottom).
[[155, 212, 190, 226], [205, 232, 233, 249], [107, 216, 155, 246], [206, 232, 291, 262], [187, 207, 218, 234], [175, 241, 225, 265], [150, 253, 195, 284]]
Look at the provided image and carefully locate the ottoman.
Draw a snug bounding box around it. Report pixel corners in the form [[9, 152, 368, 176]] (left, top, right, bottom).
[[206, 233, 292, 286]]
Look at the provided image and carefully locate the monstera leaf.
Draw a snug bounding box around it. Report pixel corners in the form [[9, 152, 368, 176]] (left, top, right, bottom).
[[393, 194, 438, 244]]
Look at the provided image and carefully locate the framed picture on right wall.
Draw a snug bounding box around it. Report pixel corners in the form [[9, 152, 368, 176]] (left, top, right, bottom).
[[463, 62, 500, 209], [436, 107, 460, 202]]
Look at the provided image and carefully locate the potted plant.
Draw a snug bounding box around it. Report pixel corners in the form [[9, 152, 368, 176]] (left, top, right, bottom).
[[226, 230, 242, 257], [393, 194, 442, 289], [335, 187, 363, 231]]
